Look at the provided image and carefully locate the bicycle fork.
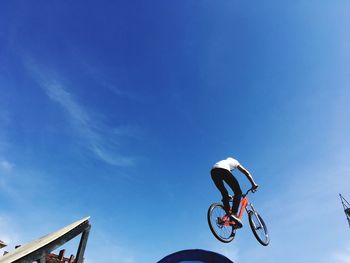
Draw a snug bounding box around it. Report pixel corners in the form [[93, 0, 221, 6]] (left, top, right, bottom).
[[246, 204, 263, 230]]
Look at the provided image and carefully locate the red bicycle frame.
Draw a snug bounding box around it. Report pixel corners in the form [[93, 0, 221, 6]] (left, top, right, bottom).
[[222, 194, 251, 227]]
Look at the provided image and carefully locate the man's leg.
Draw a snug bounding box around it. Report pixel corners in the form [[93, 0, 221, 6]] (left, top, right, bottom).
[[211, 168, 231, 214], [224, 173, 242, 215]]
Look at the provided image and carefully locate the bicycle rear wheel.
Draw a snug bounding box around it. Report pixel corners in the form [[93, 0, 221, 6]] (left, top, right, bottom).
[[207, 203, 235, 243], [248, 211, 270, 246]]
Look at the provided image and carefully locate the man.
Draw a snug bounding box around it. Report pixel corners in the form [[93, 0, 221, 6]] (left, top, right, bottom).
[[211, 157, 258, 227]]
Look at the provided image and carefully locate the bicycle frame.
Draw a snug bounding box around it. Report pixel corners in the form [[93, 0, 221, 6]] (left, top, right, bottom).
[[208, 187, 269, 245], [223, 189, 256, 227]]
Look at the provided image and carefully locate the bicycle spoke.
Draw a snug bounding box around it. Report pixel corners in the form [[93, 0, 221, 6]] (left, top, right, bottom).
[[253, 215, 267, 242], [248, 211, 269, 246], [208, 204, 234, 242]]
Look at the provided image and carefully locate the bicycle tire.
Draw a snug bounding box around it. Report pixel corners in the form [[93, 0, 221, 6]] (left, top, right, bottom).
[[207, 203, 235, 243], [248, 211, 270, 246]]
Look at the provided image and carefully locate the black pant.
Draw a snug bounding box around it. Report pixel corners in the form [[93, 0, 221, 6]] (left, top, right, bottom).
[[211, 167, 242, 215]]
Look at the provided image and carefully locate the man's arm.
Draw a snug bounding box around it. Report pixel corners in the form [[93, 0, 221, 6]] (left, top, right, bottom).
[[237, 164, 258, 189]]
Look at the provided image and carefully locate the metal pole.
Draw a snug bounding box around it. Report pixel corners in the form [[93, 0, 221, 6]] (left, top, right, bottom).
[[340, 194, 350, 228], [75, 224, 91, 263], [38, 255, 46, 263]]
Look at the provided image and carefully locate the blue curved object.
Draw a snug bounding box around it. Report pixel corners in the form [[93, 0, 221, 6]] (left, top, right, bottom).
[[157, 249, 233, 263]]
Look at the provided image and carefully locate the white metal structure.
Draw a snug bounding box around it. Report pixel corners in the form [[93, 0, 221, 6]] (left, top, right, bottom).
[[0, 217, 90, 263]]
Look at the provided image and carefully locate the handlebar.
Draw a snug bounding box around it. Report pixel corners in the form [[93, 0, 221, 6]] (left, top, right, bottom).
[[242, 187, 257, 198], [228, 187, 257, 201]]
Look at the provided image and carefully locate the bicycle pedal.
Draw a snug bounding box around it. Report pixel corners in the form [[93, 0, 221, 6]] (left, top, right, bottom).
[[232, 220, 243, 229]]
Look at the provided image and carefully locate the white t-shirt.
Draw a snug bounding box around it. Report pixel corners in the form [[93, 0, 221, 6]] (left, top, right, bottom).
[[213, 157, 240, 172]]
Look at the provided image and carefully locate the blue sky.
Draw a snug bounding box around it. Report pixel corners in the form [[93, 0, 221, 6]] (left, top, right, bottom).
[[0, 1, 350, 262]]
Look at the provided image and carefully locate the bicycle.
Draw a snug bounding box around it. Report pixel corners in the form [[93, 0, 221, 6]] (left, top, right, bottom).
[[207, 188, 270, 246]]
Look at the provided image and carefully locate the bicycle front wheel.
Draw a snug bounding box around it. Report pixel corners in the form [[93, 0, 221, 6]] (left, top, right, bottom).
[[248, 211, 270, 246], [207, 203, 235, 243]]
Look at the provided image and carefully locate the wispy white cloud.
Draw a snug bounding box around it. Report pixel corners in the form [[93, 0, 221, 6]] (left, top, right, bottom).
[[0, 108, 12, 161], [44, 82, 90, 128], [0, 166, 56, 207], [78, 59, 125, 97], [73, 53, 148, 102], [88, 245, 136, 263], [0, 214, 21, 247], [0, 160, 16, 197], [331, 243, 350, 263], [215, 246, 239, 262], [0, 160, 14, 173], [25, 59, 135, 167], [46, 82, 134, 166], [228, 141, 350, 262], [86, 230, 136, 263], [333, 253, 350, 263]]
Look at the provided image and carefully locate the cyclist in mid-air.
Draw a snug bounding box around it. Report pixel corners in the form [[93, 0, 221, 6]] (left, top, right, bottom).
[[211, 157, 258, 227]]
